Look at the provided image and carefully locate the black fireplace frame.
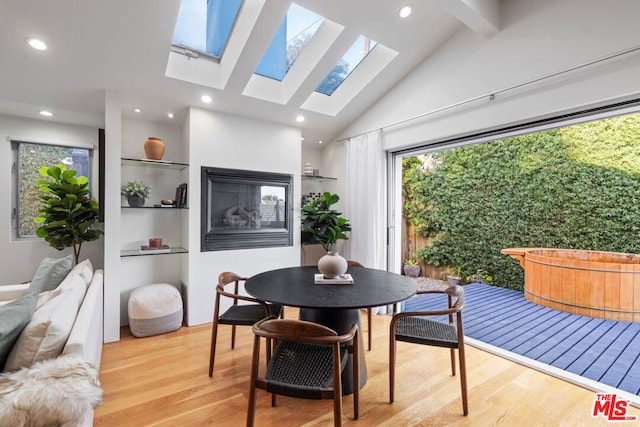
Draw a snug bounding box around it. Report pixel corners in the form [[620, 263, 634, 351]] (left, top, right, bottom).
[[201, 166, 294, 251]]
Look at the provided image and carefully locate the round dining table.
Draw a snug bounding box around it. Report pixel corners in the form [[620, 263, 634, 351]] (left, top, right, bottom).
[[245, 265, 417, 394]]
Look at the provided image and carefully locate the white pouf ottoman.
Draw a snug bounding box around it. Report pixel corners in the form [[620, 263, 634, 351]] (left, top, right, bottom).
[[128, 284, 183, 337]]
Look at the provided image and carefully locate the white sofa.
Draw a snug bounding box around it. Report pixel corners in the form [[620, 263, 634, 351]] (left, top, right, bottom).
[[0, 262, 104, 427]]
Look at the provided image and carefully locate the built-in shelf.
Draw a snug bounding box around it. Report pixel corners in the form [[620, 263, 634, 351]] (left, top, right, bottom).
[[121, 158, 188, 170], [120, 247, 188, 257], [121, 206, 188, 209], [302, 175, 337, 182]]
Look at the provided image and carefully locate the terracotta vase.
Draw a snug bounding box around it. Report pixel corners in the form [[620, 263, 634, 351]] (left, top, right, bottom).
[[317, 251, 348, 278], [144, 137, 165, 160]]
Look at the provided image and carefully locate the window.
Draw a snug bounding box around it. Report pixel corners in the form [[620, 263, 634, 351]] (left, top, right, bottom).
[[172, 0, 243, 58], [12, 141, 92, 238], [315, 36, 378, 96], [254, 3, 323, 81]]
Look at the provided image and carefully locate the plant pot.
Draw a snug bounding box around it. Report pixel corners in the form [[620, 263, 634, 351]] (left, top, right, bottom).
[[403, 264, 420, 278], [317, 251, 348, 279], [128, 196, 145, 207], [144, 137, 165, 160], [447, 275, 462, 286]]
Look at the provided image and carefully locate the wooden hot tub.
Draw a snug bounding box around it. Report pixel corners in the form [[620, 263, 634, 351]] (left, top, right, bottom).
[[501, 248, 640, 321]]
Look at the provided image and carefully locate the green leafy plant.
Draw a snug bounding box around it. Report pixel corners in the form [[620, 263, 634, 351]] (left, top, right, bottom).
[[404, 259, 418, 266], [445, 265, 467, 279], [121, 181, 151, 199], [467, 269, 493, 285], [405, 112, 640, 290], [34, 164, 103, 265], [302, 192, 351, 252]]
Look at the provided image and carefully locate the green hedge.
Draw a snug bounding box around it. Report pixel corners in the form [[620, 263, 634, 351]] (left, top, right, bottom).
[[19, 143, 75, 236], [404, 113, 640, 290]]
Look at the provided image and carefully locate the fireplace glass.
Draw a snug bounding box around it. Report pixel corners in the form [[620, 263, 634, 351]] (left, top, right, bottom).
[[201, 167, 293, 251]]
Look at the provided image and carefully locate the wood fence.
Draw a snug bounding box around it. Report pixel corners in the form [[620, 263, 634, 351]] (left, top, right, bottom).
[[402, 220, 446, 280]]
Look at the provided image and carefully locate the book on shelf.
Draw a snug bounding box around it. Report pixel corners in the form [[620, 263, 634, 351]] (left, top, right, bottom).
[[174, 183, 187, 208], [314, 273, 354, 284]]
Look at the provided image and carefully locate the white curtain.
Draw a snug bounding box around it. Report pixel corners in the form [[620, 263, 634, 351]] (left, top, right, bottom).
[[345, 129, 386, 268]]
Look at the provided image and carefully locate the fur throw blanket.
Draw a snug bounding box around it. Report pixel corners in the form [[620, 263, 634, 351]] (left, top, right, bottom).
[[0, 355, 103, 427]]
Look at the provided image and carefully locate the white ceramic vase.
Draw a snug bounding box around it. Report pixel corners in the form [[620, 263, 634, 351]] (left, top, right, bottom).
[[318, 251, 348, 278]]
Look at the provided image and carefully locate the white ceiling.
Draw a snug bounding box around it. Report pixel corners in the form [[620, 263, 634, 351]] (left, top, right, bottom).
[[0, 0, 501, 147]]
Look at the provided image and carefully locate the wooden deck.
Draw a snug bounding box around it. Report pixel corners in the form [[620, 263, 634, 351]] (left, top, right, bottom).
[[404, 283, 640, 404]]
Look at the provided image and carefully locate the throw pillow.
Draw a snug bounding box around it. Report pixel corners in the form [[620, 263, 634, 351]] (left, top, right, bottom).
[[56, 271, 89, 308], [27, 254, 73, 294], [4, 290, 80, 371], [0, 293, 38, 371], [71, 258, 94, 287], [35, 288, 63, 311]]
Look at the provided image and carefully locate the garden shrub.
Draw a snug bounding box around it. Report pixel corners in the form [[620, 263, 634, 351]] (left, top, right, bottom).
[[404, 113, 640, 290]]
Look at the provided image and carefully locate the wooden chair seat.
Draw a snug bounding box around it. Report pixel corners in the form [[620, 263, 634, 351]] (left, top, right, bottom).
[[247, 318, 359, 427], [218, 303, 282, 326]]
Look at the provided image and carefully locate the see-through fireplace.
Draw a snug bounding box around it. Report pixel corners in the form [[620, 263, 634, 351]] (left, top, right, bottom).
[[201, 167, 293, 251]]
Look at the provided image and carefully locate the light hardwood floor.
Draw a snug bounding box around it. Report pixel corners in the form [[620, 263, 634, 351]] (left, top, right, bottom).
[[94, 307, 637, 426]]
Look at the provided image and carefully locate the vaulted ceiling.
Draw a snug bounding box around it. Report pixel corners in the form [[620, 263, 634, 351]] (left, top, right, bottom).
[[0, 0, 501, 146]]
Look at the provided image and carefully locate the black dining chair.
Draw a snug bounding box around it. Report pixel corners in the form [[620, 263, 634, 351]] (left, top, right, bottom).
[[346, 260, 373, 351], [389, 284, 468, 415], [208, 272, 283, 377], [247, 317, 359, 427]]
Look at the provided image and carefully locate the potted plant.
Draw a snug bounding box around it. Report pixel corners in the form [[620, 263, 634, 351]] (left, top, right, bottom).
[[301, 192, 351, 278], [121, 180, 151, 207], [403, 258, 420, 278], [445, 265, 466, 286], [34, 164, 103, 265]]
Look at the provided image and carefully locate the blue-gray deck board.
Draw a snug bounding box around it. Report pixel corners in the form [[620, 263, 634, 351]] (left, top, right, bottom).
[[403, 283, 640, 397]]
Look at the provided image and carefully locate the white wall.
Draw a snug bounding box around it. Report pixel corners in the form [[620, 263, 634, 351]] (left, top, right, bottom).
[[337, 0, 640, 151], [185, 108, 302, 325], [103, 92, 122, 343], [0, 114, 104, 284]]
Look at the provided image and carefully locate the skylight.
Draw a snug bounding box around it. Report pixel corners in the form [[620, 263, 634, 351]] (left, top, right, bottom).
[[254, 3, 323, 81], [316, 36, 378, 96], [172, 0, 243, 58]]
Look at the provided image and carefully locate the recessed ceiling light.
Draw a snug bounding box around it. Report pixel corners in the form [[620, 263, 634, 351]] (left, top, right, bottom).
[[201, 95, 212, 103], [398, 5, 412, 18], [39, 110, 53, 117], [318, 140, 323, 144], [26, 37, 47, 51], [301, 137, 305, 141], [167, 113, 174, 119], [133, 108, 142, 113], [296, 115, 305, 122]]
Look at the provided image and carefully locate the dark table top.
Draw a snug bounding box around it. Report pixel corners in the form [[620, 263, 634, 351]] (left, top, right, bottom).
[[245, 265, 417, 310]]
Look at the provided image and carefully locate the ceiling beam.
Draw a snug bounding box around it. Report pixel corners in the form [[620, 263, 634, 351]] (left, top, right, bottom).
[[435, 0, 500, 37]]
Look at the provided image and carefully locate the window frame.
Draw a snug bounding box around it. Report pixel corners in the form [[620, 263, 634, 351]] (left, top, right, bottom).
[[171, 0, 244, 61], [11, 138, 95, 240]]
